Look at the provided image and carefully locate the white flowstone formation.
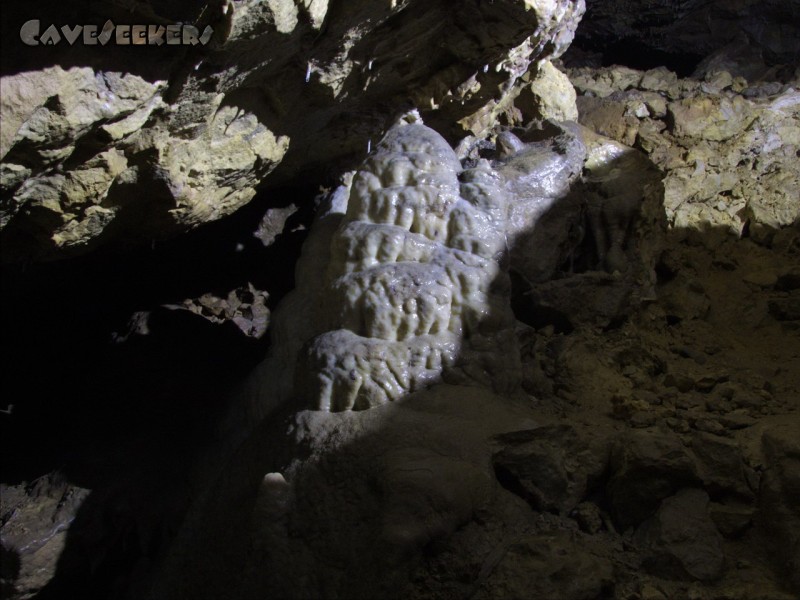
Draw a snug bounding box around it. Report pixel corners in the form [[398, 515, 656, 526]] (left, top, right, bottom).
[[258, 113, 520, 413]]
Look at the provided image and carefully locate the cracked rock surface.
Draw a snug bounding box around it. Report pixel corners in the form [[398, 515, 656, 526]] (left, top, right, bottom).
[[0, 0, 585, 261], [567, 60, 800, 245]]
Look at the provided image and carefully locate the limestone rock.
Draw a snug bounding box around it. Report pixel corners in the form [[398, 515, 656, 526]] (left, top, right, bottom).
[[522, 271, 639, 329], [634, 488, 725, 582], [1, 0, 587, 262], [607, 428, 700, 527], [658, 274, 711, 321], [0, 473, 90, 599], [0, 65, 288, 261], [0, 67, 160, 160], [569, 65, 800, 243], [768, 292, 800, 322], [177, 283, 270, 339], [474, 530, 614, 600], [708, 501, 755, 539], [253, 204, 299, 247], [668, 95, 756, 141], [758, 417, 800, 592], [690, 431, 753, 499], [492, 424, 608, 514], [576, 94, 641, 146], [519, 59, 579, 122], [569, 66, 643, 99]]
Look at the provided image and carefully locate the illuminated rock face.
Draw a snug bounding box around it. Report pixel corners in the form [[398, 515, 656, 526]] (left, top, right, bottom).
[[300, 116, 520, 411], [0, 0, 587, 262]]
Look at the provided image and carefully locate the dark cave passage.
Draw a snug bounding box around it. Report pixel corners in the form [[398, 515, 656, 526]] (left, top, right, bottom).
[[1, 179, 317, 478], [597, 39, 704, 77], [0, 182, 318, 599]]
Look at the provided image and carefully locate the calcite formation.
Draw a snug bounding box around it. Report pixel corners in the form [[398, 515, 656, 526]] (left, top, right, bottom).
[[492, 122, 587, 282], [250, 110, 666, 413], [261, 113, 520, 412]]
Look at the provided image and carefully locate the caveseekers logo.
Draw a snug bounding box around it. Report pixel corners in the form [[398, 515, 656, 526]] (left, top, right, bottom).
[[20, 20, 214, 46]]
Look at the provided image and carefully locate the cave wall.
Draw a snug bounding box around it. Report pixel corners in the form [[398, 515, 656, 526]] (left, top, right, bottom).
[[573, 0, 800, 72], [0, 0, 585, 262]]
